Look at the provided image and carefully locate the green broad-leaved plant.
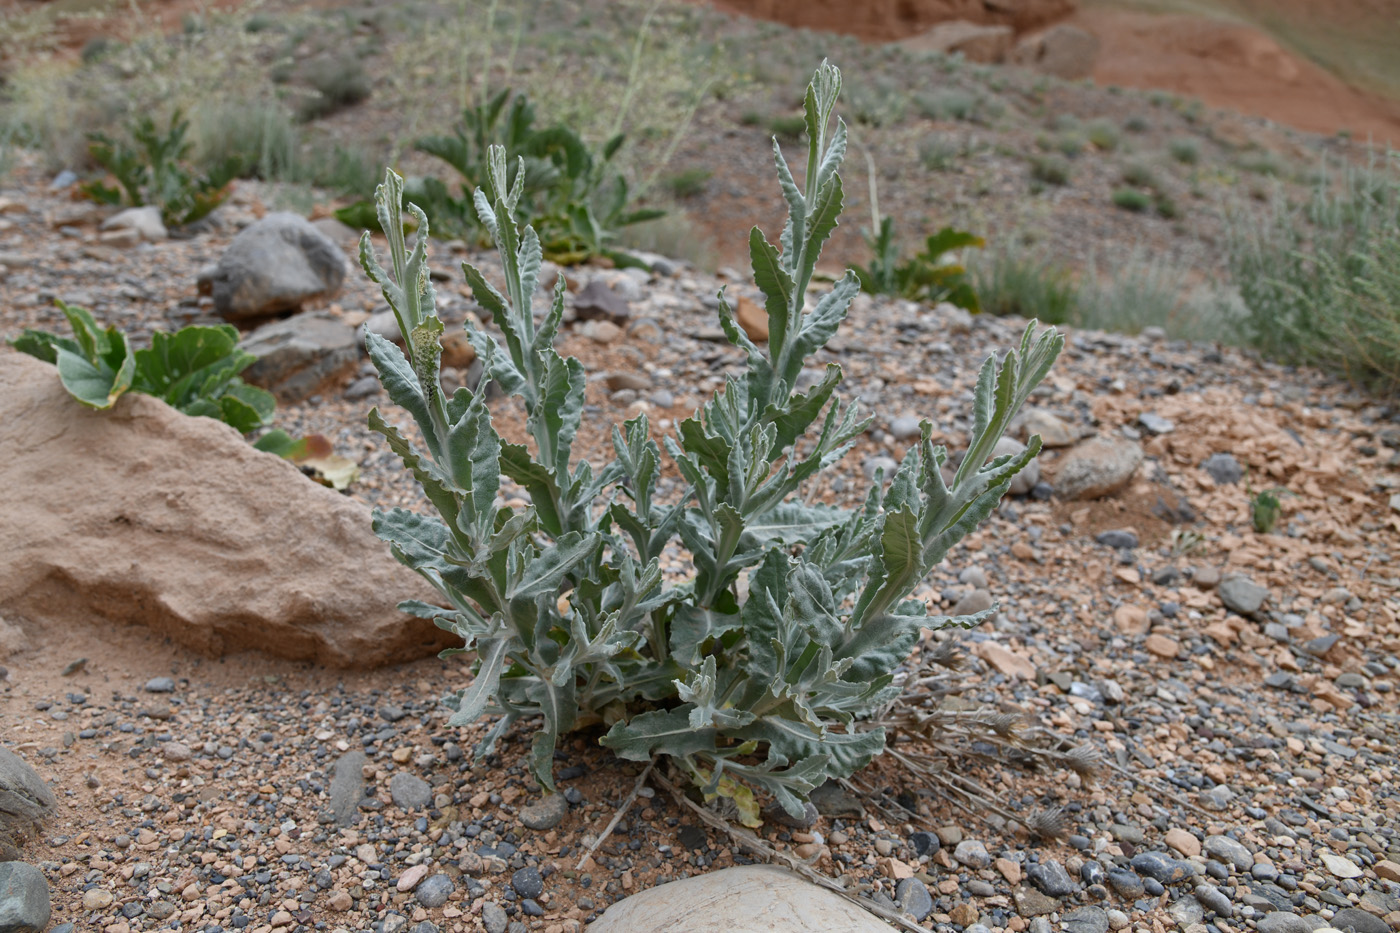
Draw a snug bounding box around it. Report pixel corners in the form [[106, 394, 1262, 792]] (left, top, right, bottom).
[[11, 302, 274, 432], [362, 62, 1062, 821]]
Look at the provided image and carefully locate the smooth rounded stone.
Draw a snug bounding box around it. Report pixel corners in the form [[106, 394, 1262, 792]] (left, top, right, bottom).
[[1018, 408, 1076, 447], [1167, 895, 1203, 925], [954, 840, 992, 869], [397, 864, 430, 892], [1202, 834, 1253, 872], [0, 748, 56, 836], [761, 800, 818, 830], [952, 589, 994, 617], [1218, 575, 1269, 617], [414, 874, 453, 908], [991, 436, 1040, 496], [1194, 883, 1232, 917], [101, 205, 166, 242], [481, 903, 509, 933], [204, 212, 348, 321], [1106, 868, 1144, 898], [1027, 859, 1078, 897], [1094, 529, 1138, 549], [410, 923, 440, 933], [511, 866, 544, 900], [1331, 907, 1390, 933], [895, 878, 933, 921], [1141, 877, 1165, 897], [909, 831, 940, 856], [1053, 436, 1143, 500], [862, 455, 899, 481], [81, 887, 114, 909], [1105, 908, 1130, 930], [1081, 860, 1105, 886], [1201, 452, 1242, 485], [389, 772, 431, 810], [519, 794, 570, 831], [1130, 851, 1192, 885], [0, 862, 50, 933], [587, 865, 893, 932], [1028, 919, 1053, 933], [1199, 785, 1235, 810], [144, 677, 176, 693], [1256, 911, 1313, 933], [889, 415, 921, 441], [1137, 412, 1173, 435], [1063, 906, 1109, 933]]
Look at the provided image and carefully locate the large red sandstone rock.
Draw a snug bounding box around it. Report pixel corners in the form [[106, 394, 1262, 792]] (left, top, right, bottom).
[[0, 351, 453, 669], [708, 0, 1074, 42]]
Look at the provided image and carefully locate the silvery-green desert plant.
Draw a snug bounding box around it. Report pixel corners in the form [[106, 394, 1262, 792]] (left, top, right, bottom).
[[362, 62, 1061, 820]]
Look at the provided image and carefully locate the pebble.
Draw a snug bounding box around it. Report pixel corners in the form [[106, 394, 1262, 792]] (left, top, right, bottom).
[[397, 864, 430, 892], [511, 866, 544, 899], [1106, 868, 1145, 898], [953, 839, 991, 869], [414, 874, 453, 908], [1027, 859, 1077, 897], [143, 676, 175, 693], [1166, 894, 1203, 925], [895, 877, 932, 921], [1256, 911, 1312, 933], [81, 887, 113, 909], [1094, 529, 1138, 549], [1320, 851, 1363, 879], [389, 772, 432, 810], [1063, 905, 1109, 933], [519, 793, 570, 831], [1201, 452, 1242, 484], [1202, 834, 1253, 871], [1105, 908, 1130, 930], [1164, 827, 1200, 857], [1218, 575, 1269, 616], [909, 831, 940, 856], [1194, 882, 1232, 917], [1331, 907, 1390, 933], [482, 902, 509, 933]]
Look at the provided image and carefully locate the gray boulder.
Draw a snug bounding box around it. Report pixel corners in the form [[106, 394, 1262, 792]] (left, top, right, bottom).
[[1054, 436, 1143, 500], [239, 312, 359, 402], [0, 748, 55, 841], [204, 212, 347, 321], [0, 862, 49, 933], [900, 21, 1013, 63]]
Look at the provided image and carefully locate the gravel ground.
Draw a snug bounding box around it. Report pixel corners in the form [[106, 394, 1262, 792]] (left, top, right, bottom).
[[2, 159, 1399, 933]]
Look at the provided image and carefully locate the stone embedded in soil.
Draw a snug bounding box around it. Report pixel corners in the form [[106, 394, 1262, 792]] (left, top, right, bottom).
[[1094, 528, 1138, 549], [1166, 895, 1203, 925], [0, 352, 452, 668], [0, 748, 55, 837], [239, 312, 360, 403], [1144, 634, 1180, 658], [572, 279, 631, 324], [328, 750, 368, 827], [588, 865, 892, 933], [144, 676, 175, 693], [511, 866, 544, 899], [481, 903, 509, 933], [1064, 906, 1110, 933], [1130, 851, 1193, 885], [519, 793, 570, 831], [1028, 859, 1077, 897], [1320, 851, 1363, 879], [413, 873, 453, 908], [974, 640, 1036, 680], [895, 877, 933, 920], [954, 839, 991, 869], [1013, 886, 1058, 917], [1054, 436, 1143, 500], [1257, 911, 1313, 933], [0, 861, 50, 933], [1163, 828, 1200, 857], [1202, 452, 1243, 484], [389, 772, 432, 810], [952, 589, 994, 617], [1218, 574, 1269, 616], [1331, 907, 1390, 933], [1194, 883, 1232, 917], [1202, 834, 1253, 871]]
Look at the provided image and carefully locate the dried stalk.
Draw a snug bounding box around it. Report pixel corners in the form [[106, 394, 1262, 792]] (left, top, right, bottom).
[[575, 757, 656, 871]]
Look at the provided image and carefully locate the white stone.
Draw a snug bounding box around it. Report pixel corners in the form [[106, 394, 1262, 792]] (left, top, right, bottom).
[[589, 865, 891, 933]]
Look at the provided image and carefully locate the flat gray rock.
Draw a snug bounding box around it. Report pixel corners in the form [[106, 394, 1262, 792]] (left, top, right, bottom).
[[329, 751, 367, 827], [389, 772, 431, 810], [1054, 436, 1143, 500], [239, 312, 359, 403], [0, 861, 50, 933], [1219, 575, 1269, 616]]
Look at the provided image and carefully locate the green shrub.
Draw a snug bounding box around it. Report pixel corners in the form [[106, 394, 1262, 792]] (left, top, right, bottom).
[[1112, 187, 1151, 212], [767, 113, 807, 142], [1030, 154, 1071, 186], [82, 110, 235, 227], [298, 54, 372, 121], [916, 89, 974, 122], [1120, 160, 1157, 189], [663, 167, 712, 199], [1124, 115, 1150, 134], [10, 303, 274, 432], [1153, 191, 1180, 219], [853, 216, 984, 310], [972, 247, 1078, 325], [360, 63, 1060, 817], [1054, 131, 1085, 158], [1169, 137, 1200, 165], [1075, 257, 1243, 342], [1238, 151, 1281, 177], [1225, 152, 1400, 389], [1086, 119, 1120, 151], [919, 132, 963, 172]]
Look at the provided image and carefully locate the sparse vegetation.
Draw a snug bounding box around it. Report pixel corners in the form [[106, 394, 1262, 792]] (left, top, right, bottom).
[[1169, 137, 1201, 165], [1086, 119, 1120, 151], [82, 111, 236, 226], [1030, 154, 1072, 187], [972, 247, 1078, 325], [662, 167, 712, 199], [1112, 187, 1152, 212]]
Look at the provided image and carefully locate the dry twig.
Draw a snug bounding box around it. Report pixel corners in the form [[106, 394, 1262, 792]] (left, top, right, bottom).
[[575, 757, 657, 871]]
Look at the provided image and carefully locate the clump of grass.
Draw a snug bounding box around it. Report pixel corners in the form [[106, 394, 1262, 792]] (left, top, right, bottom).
[[916, 89, 974, 122], [1030, 154, 1071, 186], [919, 132, 965, 172], [1238, 151, 1281, 177], [767, 113, 806, 142], [662, 167, 711, 199], [1077, 256, 1244, 342], [1121, 160, 1157, 188], [972, 246, 1078, 324], [1168, 137, 1199, 165], [1112, 187, 1152, 212], [1226, 152, 1400, 390], [298, 54, 371, 121], [1086, 119, 1120, 151], [1124, 114, 1150, 133]]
